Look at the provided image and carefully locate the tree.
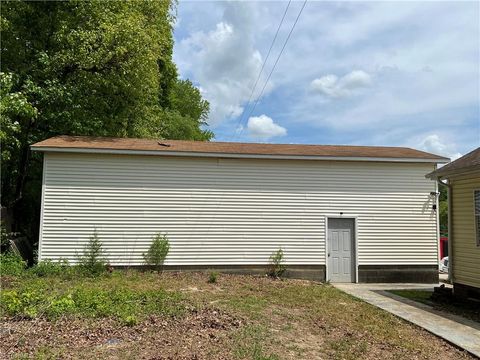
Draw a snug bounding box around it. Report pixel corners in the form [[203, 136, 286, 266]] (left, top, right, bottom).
[[0, 1, 214, 251], [78, 231, 106, 276], [165, 79, 214, 141]]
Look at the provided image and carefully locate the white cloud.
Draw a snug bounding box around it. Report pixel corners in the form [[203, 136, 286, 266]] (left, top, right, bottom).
[[418, 134, 462, 161], [247, 115, 287, 141], [310, 70, 372, 98], [175, 3, 270, 126], [174, 1, 479, 153], [310, 75, 339, 98], [340, 70, 372, 90]]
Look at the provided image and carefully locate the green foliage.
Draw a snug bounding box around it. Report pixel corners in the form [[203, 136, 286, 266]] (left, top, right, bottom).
[[267, 249, 287, 278], [0, 72, 38, 169], [439, 201, 448, 236], [77, 231, 107, 276], [439, 183, 448, 236], [122, 315, 138, 327], [163, 79, 214, 141], [1, 221, 13, 250], [0, 284, 184, 321], [0, 252, 26, 276], [143, 233, 170, 271], [30, 259, 72, 277], [1, 224, 9, 250], [48, 294, 76, 318], [0, 289, 42, 318], [1, 1, 213, 250], [208, 270, 219, 284]]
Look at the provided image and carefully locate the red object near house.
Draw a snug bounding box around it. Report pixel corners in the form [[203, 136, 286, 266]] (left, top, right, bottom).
[[439, 236, 448, 259]]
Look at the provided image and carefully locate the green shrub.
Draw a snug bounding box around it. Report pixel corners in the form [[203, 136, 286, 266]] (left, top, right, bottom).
[[47, 294, 76, 318], [1, 289, 43, 318], [267, 248, 286, 278], [1, 290, 22, 314], [143, 233, 170, 272], [0, 252, 26, 276], [30, 259, 72, 277], [122, 315, 137, 327], [77, 231, 107, 276], [208, 270, 219, 284]]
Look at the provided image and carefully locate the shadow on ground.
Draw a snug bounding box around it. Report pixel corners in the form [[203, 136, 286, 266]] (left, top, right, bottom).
[[376, 289, 480, 332]]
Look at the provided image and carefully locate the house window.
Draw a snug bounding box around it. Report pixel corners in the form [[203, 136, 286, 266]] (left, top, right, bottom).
[[475, 190, 480, 246]]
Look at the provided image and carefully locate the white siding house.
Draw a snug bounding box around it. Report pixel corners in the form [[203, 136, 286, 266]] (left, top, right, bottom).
[[32, 136, 449, 283]]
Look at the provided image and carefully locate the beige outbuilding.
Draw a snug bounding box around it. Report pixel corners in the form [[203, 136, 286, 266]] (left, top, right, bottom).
[[32, 136, 449, 283], [427, 147, 480, 299]]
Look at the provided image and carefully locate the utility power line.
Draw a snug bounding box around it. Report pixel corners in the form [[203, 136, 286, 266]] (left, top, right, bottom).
[[235, 0, 308, 140], [231, 0, 292, 140]]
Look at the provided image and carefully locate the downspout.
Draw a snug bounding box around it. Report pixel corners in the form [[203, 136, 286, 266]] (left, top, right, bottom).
[[438, 178, 453, 283]]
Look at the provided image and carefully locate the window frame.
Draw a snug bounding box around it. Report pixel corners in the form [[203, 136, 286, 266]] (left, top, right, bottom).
[[474, 189, 480, 247]]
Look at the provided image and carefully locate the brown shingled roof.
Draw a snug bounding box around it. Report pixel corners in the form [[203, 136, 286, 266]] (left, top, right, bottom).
[[31, 135, 449, 162], [427, 147, 480, 179]]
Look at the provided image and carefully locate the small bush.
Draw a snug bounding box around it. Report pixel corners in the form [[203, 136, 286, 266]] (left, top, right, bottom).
[[122, 315, 138, 327], [267, 248, 286, 278], [0, 290, 22, 314], [208, 270, 219, 284], [47, 294, 76, 318], [77, 231, 107, 276], [143, 233, 170, 272], [1, 289, 43, 319], [30, 259, 72, 277], [0, 252, 26, 276]]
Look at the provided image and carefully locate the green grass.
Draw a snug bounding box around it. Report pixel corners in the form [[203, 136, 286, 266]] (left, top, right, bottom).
[[233, 325, 280, 360], [225, 295, 269, 318], [388, 289, 433, 303]]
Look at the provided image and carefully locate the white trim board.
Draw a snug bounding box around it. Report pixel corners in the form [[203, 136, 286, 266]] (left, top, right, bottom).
[[37, 154, 47, 262]]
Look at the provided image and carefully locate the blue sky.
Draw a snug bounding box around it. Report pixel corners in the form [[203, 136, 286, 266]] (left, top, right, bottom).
[[173, 1, 479, 159]]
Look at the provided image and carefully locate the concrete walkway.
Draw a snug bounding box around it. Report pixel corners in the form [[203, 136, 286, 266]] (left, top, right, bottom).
[[334, 283, 480, 358]]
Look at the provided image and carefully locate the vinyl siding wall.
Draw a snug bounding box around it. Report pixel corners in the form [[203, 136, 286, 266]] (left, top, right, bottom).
[[451, 171, 480, 289], [39, 152, 438, 266]]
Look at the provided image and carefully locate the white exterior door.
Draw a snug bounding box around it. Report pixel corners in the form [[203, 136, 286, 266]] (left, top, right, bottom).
[[328, 218, 355, 283]]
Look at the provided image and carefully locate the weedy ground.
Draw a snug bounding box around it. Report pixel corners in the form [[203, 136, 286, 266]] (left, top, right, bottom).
[[0, 271, 475, 359]]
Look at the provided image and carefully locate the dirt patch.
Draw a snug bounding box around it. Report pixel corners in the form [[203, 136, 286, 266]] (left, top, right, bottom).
[[1, 308, 243, 359]]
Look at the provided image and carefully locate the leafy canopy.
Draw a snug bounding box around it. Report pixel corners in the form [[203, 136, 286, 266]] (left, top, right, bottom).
[[0, 1, 213, 247]]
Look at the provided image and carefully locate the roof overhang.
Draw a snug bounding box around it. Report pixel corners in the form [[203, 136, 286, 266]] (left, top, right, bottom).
[[31, 146, 450, 163], [426, 165, 480, 180]]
